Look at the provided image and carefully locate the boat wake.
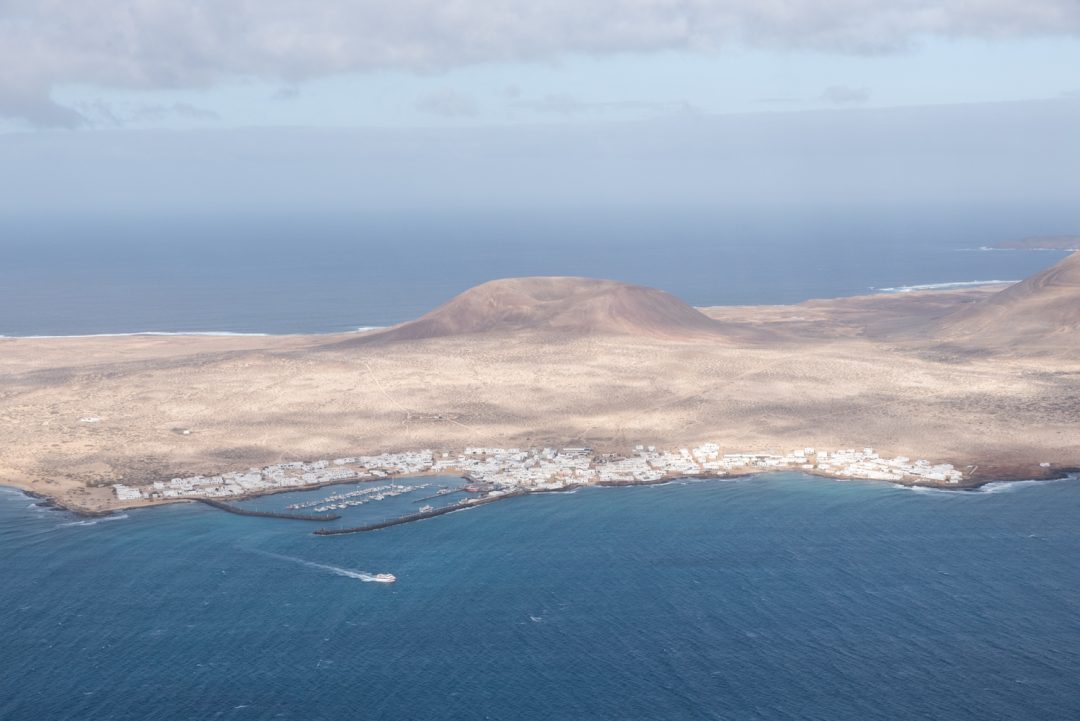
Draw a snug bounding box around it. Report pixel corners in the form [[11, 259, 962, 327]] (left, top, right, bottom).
[[248, 549, 394, 583]]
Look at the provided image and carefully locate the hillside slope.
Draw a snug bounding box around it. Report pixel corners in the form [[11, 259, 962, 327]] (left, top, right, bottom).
[[340, 276, 737, 343]]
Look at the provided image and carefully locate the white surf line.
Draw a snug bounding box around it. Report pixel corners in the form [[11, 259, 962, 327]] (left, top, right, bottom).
[[58, 513, 129, 528], [0, 331, 273, 339], [0, 327, 385, 340], [968, 246, 1079, 252], [892, 475, 1075, 495], [247, 548, 388, 582], [874, 280, 1019, 293]]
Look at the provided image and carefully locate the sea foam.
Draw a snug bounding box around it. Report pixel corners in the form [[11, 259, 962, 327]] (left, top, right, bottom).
[[0, 327, 384, 339], [58, 513, 129, 528]]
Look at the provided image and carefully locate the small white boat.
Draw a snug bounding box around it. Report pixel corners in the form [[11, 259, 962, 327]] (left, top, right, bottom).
[[372, 573, 396, 583]]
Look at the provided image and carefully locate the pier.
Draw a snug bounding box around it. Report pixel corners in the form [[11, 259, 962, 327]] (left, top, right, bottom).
[[198, 499, 341, 522], [412, 488, 466, 503]]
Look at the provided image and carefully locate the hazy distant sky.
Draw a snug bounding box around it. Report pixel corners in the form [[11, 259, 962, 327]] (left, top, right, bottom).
[[2, 1, 1078, 215]]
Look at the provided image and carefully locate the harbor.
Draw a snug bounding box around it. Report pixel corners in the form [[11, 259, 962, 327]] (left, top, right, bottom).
[[285, 482, 429, 512], [313, 490, 528, 536], [113, 444, 970, 511]]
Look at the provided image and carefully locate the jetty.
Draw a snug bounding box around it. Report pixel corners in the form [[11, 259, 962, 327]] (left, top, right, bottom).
[[315, 490, 527, 536], [198, 498, 341, 522], [412, 488, 466, 503]]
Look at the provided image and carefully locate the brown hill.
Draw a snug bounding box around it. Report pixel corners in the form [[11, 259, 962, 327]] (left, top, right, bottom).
[[340, 276, 737, 344], [936, 251, 1080, 351]]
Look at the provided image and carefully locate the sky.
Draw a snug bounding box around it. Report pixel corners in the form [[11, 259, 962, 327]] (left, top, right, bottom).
[[2, 1, 1079, 215]]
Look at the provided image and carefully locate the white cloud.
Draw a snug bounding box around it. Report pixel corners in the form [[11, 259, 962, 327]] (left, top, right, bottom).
[[821, 85, 871, 105], [3, 99, 1077, 214], [271, 84, 301, 101], [59, 99, 220, 128], [510, 93, 697, 118], [129, 102, 220, 122], [3, 0, 1079, 125]]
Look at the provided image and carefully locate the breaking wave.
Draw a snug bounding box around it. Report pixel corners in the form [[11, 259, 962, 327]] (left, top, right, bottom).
[[59, 513, 129, 527], [893, 478, 1068, 495]]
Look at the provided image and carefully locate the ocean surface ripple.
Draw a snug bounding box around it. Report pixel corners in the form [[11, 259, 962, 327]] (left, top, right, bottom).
[[2, 472, 1079, 720]]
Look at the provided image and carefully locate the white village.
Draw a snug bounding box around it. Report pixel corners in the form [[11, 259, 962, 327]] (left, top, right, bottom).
[[113, 444, 964, 503]]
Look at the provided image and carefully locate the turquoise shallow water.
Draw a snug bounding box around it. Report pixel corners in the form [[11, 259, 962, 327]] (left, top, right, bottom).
[[2, 473, 1079, 720]]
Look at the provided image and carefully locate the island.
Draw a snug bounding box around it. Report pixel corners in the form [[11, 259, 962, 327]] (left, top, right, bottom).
[[2, 252, 1079, 515]]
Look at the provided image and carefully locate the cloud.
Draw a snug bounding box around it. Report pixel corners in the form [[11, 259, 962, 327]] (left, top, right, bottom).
[[271, 84, 301, 101], [2, 1, 1079, 125], [1, 85, 85, 128], [71, 99, 123, 127], [499, 84, 523, 100], [415, 90, 478, 118], [821, 85, 871, 105], [512, 94, 698, 117], [755, 97, 803, 105], [3, 98, 1077, 215], [513, 94, 591, 116], [128, 102, 220, 123], [67, 100, 220, 127]]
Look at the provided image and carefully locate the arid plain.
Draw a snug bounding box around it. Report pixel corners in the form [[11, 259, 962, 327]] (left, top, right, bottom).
[[3, 254, 1079, 512]]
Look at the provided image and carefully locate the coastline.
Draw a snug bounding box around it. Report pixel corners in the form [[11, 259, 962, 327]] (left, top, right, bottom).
[[5, 464, 1075, 521], [4, 263, 1078, 518]]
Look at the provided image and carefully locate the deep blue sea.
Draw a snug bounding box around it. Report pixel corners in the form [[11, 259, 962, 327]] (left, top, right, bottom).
[[3, 474, 1079, 721], [3, 207, 1080, 719], [1, 207, 1076, 335]]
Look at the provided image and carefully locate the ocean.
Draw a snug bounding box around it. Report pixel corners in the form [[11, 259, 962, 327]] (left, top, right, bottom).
[[4, 207, 1080, 719], [2, 474, 1079, 721], [1, 207, 1075, 336]]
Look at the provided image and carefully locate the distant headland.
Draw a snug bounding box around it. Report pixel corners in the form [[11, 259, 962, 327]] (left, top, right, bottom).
[[990, 235, 1080, 251]]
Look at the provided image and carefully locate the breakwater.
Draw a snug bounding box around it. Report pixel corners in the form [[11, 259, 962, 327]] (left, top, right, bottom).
[[413, 488, 466, 503], [315, 490, 527, 536], [596, 477, 677, 488], [198, 499, 341, 521]]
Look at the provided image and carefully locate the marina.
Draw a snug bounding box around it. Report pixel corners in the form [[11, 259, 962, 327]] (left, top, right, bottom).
[[284, 483, 430, 513], [313, 490, 528, 536], [196, 499, 341, 522]]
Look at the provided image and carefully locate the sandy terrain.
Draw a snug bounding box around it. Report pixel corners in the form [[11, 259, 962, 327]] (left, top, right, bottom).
[[3, 255, 1078, 512]]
